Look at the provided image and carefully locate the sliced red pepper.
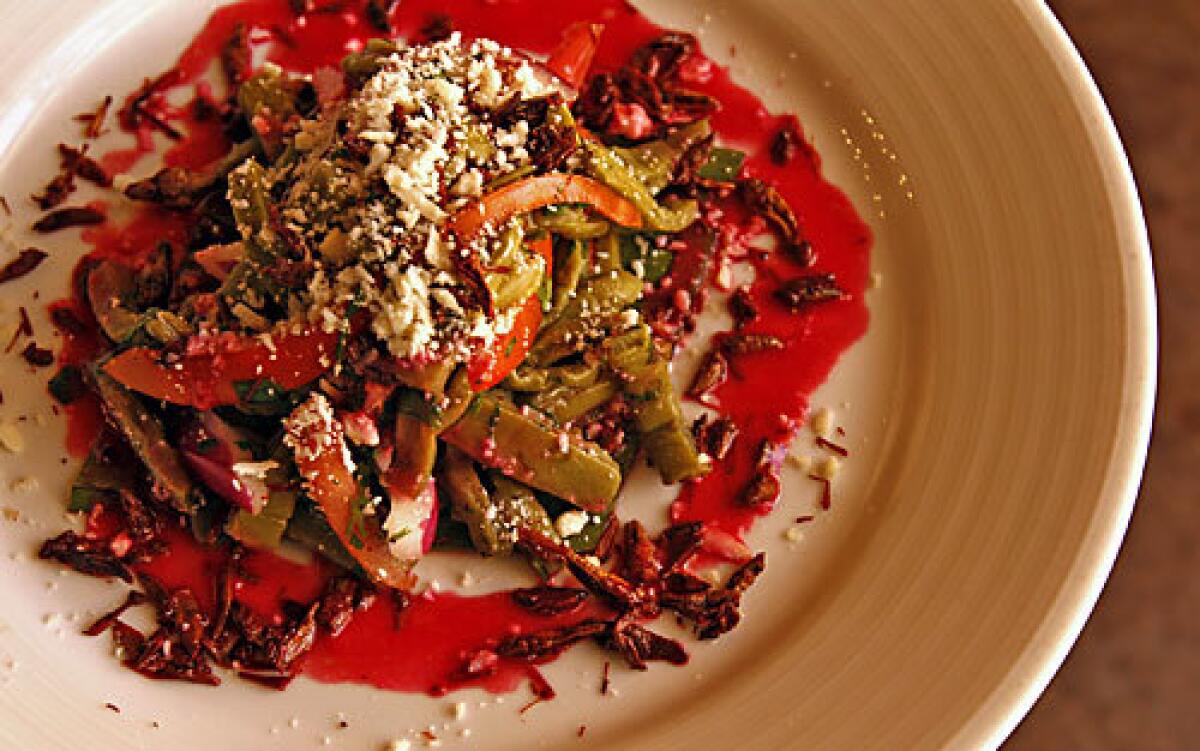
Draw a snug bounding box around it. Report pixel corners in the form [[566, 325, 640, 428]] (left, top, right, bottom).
[[467, 290, 543, 391], [102, 325, 339, 409], [450, 173, 643, 241], [285, 395, 415, 590], [465, 236, 553, 391], [545, 22, 604, 89]]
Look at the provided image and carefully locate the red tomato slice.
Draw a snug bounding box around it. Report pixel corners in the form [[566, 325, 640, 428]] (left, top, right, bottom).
[[545, 22, 604, 89], [450, 174, 643, 241], [285, 394, 416, 590], [465, 236, 553, 391], [102, 326, 339, 409]]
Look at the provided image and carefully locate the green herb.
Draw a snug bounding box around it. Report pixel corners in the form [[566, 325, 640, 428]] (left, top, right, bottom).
[[526, 555, 554, 581], [566, 510, 613, 554], [334, 300, 362, 364], [536, 273, 553, 310], [67, 444, 137, 512], [345, 490, 373, 550], [227, 490, 296, 550], [233, 378, 287, 405], [68, 486, 112, 514], [697, 147, 746, 182], [626, 389, 660, 403], [621, 234, 674, 284], [393, 387, 442, 426]]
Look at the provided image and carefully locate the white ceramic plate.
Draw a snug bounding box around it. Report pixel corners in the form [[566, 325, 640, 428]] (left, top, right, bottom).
[[0, 1, 1154, 749]]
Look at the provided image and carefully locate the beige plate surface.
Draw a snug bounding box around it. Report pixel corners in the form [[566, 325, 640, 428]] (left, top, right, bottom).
[[0, 1, 1154, 749]]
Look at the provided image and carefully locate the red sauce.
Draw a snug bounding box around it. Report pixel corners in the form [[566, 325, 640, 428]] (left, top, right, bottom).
[[55, 0, 870, 696], [80, 206, 190, 263], [304, 589, 586, 696], [136, 523, 229, 612], [50, 299, 105, 457], [669, 148, 871, 537], [230, 543, 330, 618]]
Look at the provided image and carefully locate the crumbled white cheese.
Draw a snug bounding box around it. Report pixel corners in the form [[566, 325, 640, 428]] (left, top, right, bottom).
[[431, 288, 463, 315], [367, 142, 392, 173], [428, 78, 465, 107], [371, 265, 436, 359], [512, 61, 549, 99], [813, 455, 841, 480], [423, 230, 451, 270], [471, 64, 504, 108], [283, 393, 355, 475], [787, 453, 812, 472], [810, 407, 835, 439], [259, 34, 557, 366], [10, 477, 38, 494], [555, 511, 589, 538], [0, 422, 23, 454], [450, 169, 483, 198], [231, 460, 279, 479]]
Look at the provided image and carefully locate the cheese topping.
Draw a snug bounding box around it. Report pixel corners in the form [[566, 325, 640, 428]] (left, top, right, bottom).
[[241, 34, 552, 361]]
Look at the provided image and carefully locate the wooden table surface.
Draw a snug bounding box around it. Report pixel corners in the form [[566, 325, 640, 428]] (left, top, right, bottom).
[[1004, 2, 1199, 749]]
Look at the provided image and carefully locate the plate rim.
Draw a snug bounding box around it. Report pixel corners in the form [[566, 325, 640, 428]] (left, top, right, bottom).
[[965, 1, 1157, 747]]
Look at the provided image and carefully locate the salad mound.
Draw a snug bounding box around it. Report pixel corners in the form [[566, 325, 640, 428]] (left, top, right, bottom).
[[29, 0, 866, 694], [91, 30, 717, 582]]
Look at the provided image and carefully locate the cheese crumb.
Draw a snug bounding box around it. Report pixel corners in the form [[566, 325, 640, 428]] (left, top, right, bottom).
[[0, 422, 24, 454], [283, 393, 356, 476], [230, 460, 279, 479], [810, 407, 835, 439], [787, 453, 812, 472], [814, 455, 841, 480], [10, 476, 38, 493], [267, 34, 553, 364], [554, 511, 589, 538]]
